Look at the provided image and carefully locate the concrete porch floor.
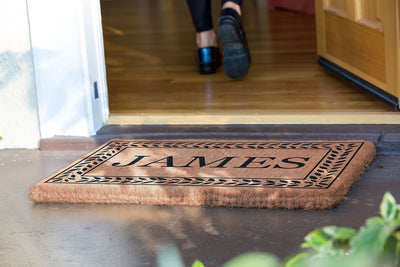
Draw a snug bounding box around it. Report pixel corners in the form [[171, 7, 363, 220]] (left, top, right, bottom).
[[1, 125, 400, 266]]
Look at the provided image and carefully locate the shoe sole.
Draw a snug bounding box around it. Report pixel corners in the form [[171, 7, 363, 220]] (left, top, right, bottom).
[[218, 18, 250, 79]]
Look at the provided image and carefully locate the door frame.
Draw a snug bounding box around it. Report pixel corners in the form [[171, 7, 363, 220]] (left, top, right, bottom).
[[27, 0, 109, 139]]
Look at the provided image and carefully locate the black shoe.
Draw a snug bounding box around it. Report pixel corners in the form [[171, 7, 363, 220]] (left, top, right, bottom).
[[218, 8, 251, 79], [196, 47, 221, 74]]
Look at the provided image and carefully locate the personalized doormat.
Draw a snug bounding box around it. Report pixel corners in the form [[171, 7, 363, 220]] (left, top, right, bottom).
[[29, 139, 376, 209]]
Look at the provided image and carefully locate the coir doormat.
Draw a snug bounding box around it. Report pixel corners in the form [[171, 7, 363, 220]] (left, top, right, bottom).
[[29, 139, 376, 209]]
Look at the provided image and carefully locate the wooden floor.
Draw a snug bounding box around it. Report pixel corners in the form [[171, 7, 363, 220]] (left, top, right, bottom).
[[100, 0, 398, 124]]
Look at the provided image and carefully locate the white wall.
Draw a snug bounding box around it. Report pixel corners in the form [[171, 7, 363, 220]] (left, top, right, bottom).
[[27, 0, 109, 140], [0, 0, 41, 149]]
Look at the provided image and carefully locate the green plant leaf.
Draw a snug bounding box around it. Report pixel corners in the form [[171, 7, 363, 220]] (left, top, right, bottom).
[[192, 259, 205, 267], [394, 230, 400, 241], [322, 226, 356, 240], [284, 252, 309, 267], [156, 243, 185, 267], [350, 217, 398, 259], [222, 252, 280, 267], [380, 235, 400, 267], [301, 230, 330, 251], [321, 226, 340, 237], [381, 192, 397, 222], [393, 206, 400, 226], [306, 254, 378, 267]]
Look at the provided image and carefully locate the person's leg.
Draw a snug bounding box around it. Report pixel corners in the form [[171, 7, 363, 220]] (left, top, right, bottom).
[[186, 0, 221, 74], [221, 0, 242, 15], [186, 0, 217, 48], [218, 0, 251, 79]]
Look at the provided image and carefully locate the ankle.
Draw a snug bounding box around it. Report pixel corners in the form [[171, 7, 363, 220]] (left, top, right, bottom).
[[196, 29, 218, 48], [222, 2, 241, 16]]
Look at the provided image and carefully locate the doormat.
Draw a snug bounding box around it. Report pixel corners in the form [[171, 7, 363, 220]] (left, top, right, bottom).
[[29, 139, 376, 209]]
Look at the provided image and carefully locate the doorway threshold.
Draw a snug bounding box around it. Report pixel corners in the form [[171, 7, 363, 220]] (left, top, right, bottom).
[[40, 124, 400, 155], [107, 112, 399, 125]]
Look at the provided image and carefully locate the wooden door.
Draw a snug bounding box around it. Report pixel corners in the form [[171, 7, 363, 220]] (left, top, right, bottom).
[[315, 0, 400, 109]]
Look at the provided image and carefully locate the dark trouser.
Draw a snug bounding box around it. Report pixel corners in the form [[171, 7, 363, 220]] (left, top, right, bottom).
[[186, 0, 243, 32]]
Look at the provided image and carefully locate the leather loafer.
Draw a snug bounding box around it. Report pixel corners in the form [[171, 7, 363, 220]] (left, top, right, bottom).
[[196, 46, 221, 74], [218, 8, 251, 79]]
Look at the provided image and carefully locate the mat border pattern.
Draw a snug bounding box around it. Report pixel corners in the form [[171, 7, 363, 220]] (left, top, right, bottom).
[[43, 140, 365, 190]]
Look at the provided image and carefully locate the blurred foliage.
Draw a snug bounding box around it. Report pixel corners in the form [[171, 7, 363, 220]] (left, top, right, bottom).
[[192, 192, 400, 267]]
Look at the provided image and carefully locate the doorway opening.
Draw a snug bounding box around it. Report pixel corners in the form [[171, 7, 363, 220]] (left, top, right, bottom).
[[100, 0, 397, 125]]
